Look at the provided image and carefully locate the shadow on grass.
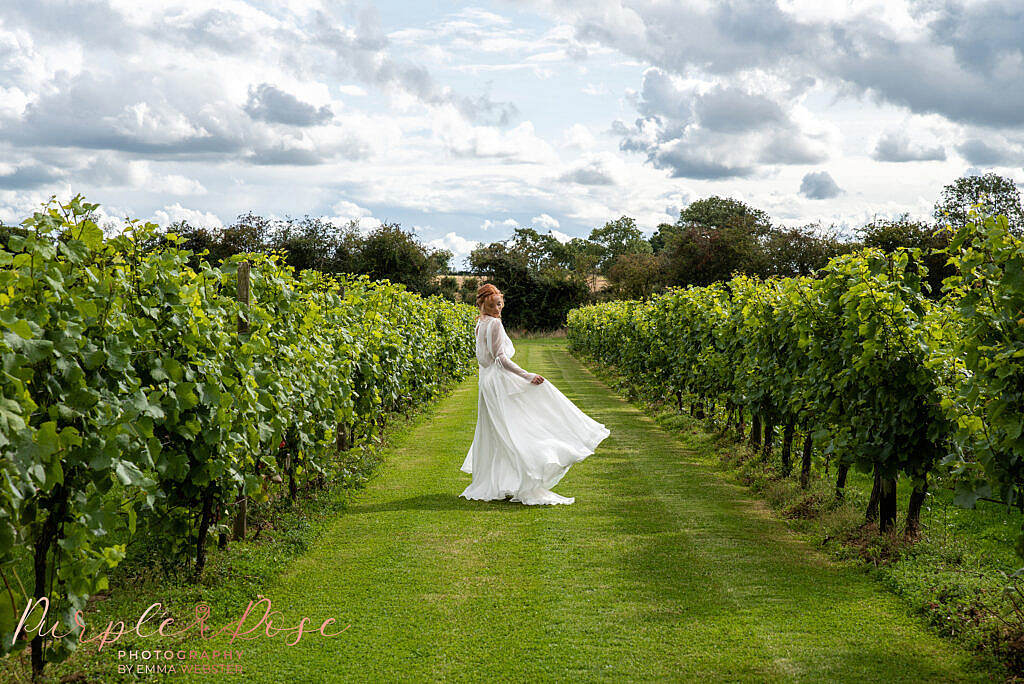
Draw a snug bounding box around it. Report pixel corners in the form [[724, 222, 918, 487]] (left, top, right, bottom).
[[345, 492, 534, 515]]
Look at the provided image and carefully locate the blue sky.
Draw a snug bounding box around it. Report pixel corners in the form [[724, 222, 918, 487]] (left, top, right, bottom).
[[1, 1, 1022, 268]]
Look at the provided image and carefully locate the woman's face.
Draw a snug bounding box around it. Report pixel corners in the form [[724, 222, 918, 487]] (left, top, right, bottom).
[[481, 292, 504, 316]]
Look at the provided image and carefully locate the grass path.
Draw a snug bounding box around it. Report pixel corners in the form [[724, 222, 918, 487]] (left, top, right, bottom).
[[187, 339, 994, 682]]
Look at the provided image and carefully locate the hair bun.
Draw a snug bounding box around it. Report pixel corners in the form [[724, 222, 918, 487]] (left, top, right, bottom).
[[475, 283, 501, 306]]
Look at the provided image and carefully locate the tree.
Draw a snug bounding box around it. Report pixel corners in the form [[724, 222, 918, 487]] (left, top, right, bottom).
[[857, 214, 952, 297], [269, 215, 342, 273], [469, 237, 589, 331], [330, 219, 368, 274], [563, 237, 603, 290], [222, 211, 275, 258], [934, 172, 1024, 235], [649, 222, 682, 253], [357, 222, 452, 294], [508, 227, 566, 272], [588, 216, 652, 274], [458, 276, 480, 304], [660, 222, 756, 286], [678, 196, 772, 235], [761, 224, 851, 278], [656, 196, 775, 285], [607, 252, 665, 299], [436, 275, 459, 302], [656, 198, 855, 286], [858, 214, 935, 252], [149, 212, 451, 296]]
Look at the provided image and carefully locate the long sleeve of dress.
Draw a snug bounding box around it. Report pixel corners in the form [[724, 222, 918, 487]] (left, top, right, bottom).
[[486, 317, 536, 382]]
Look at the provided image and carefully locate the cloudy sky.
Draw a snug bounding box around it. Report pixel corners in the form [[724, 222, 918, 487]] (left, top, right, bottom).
[[2, 1, 1023, 268]]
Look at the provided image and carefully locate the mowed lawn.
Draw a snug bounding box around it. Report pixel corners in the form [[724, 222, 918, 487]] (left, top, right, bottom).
[[183, 338, 995, 683]]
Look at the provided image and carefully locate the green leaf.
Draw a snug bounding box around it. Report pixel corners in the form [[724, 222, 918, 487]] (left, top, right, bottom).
[[35, 421, 60, 457], [101, 544, 126, 567], [44, 458, 64, 489], [7, 319, 33, 340], [115, 460, 145, 486], [953, 482, 990, 509], [78, 221, 104, 250]]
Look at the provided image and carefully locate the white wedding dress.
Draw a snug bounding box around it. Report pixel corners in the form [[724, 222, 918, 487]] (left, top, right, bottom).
[[459, 314, 610, 505]]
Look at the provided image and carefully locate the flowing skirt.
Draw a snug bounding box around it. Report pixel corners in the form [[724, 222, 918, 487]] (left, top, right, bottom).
[[459, 363, 610, 505]]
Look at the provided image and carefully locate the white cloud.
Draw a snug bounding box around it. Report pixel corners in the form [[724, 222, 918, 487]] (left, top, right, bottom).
[[435, 115, 558, 164], [558, 159, 616, 186], [327, 199, 380, 234], [0, 0, 1012, 251], [482, 217, 520, 231], [160, 174, 207, 195], [337, 85, 368, 96], [561, 123, 596, 150], [427, 231, 480, 269], [331, 199, 373, 218], [151, 203, 224, 228], [532, 213, 560, 229], [80, 157, 207, 195]]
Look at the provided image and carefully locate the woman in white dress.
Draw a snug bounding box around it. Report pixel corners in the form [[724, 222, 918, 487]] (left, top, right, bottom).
[[459, 283, 610, 505]]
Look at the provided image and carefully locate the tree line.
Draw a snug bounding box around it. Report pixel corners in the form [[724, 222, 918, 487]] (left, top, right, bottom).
[[466, 171, 1023, 329], [5, 172, 1016, 331]]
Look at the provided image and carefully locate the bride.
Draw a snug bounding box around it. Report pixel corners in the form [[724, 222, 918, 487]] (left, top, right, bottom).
[[459, 283, 610, 505]]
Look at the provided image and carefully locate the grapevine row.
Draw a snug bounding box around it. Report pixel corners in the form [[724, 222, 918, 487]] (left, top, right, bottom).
[[567, 209, 1024, 549], [0, 196, 477, 672]]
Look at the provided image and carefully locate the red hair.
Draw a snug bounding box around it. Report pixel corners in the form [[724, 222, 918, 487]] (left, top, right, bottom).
[[476, 283, 502, 319]]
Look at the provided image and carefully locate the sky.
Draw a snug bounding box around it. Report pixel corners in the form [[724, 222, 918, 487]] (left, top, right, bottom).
[[1, 1, 1023, 269]]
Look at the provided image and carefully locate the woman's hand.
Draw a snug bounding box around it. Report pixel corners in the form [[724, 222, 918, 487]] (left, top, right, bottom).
[[531, 374, 545, 384]]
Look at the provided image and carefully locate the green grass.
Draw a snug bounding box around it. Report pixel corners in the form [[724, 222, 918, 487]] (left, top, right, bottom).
[[579, 345, 1023, 676], [5, 339, 1000, 682], [159, 338, 996, 682], [0, 381, 459, 684]]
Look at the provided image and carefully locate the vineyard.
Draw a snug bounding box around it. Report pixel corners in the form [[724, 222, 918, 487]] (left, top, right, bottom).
[[567, 208, 1024, 549], [0, 197, 477, 677], [3, 197, 1021, 682]]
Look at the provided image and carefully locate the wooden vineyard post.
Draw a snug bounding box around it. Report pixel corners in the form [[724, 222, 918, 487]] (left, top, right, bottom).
[[233, 260, 250, 541], [237, 260, 251, 334]]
